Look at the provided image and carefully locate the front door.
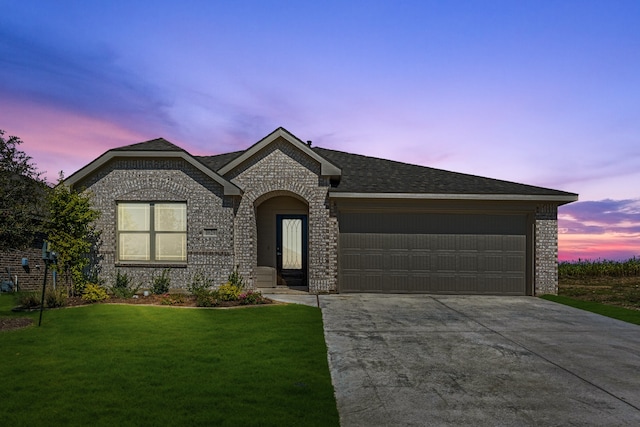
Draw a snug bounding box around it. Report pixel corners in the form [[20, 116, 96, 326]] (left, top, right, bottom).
[[276, 214, 308, 287]]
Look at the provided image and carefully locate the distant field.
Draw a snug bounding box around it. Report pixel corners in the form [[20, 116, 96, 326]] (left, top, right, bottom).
[[558, 257, 640, 310]]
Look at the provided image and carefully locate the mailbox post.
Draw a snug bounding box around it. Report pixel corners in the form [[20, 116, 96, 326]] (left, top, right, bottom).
[[38, 241, 57, 327]]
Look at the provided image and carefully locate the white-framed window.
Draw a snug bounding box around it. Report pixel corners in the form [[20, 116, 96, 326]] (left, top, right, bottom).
[[117, 202, 187, 263]]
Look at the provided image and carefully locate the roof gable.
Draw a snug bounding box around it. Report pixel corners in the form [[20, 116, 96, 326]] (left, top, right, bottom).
[[217, 127, 341, 177], [65, 139, 241, 195], [111, 138, 186, 152]]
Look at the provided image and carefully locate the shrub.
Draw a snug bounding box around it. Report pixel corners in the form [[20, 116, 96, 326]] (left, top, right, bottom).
[[195, 290, 218, 307], [17, 291, 41, 309], [188, 272, 214, 295], [111, 270, 140, 298], [228, 266, 245, 289], [238, 290, 267, 305], [216, 283, 241, 301], [151, 269, 171, 295], [45, 287, 68, 308], [161, 293, 185, 305], [82, 283, 109, 303]]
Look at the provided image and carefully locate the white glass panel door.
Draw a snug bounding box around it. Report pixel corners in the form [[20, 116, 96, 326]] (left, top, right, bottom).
[[282, 219, 302, 269]]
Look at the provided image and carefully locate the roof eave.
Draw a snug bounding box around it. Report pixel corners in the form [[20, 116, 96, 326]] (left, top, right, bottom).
[[329, 192, 579, 204], [65, 151, 242, 196]]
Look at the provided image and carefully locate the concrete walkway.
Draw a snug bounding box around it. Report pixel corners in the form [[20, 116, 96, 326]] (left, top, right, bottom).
[[315, 294, 640, 426]]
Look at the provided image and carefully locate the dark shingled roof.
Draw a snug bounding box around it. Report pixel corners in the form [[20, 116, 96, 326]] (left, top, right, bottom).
[[111, 138, 185, 152], [312, 147, 575, 196], [107, 134, 576, 198], [196, 151, 245, 171]]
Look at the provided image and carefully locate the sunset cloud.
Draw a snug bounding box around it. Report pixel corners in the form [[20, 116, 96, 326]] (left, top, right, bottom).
[[558, 199, 640, 261]]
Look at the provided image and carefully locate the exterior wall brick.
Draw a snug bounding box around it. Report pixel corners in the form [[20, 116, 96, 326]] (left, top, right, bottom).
[[226, 139, 337, 292], [0, 245, 44, 292], [75, 140, 563, 297], [535, 204, 559, 295], [81, 158, 236, 290]]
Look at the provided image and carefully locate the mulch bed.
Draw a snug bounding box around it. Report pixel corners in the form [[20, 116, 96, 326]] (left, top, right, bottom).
[[69, 294, 274, 308], [1, 294, 275, 332], [0, 317, 33, 332]]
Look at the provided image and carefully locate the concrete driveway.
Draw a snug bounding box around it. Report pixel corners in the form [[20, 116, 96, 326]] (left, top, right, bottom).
[[319, 294, 640, 426]]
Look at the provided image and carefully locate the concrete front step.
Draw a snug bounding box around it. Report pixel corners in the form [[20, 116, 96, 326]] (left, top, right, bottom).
[[258, 286, 309, 294]]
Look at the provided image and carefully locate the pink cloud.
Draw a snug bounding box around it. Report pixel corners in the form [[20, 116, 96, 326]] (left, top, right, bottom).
[[559, 233, 640, 262], [0, 98, 151, 182], [558, 199, 640, 261]]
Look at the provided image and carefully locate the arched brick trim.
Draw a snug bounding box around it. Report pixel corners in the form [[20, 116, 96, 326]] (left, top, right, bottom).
[[229, 142, 336, 292], [235, 183, 311, 285], [234, 181, 335, 293], [254, 189, 310, 209]]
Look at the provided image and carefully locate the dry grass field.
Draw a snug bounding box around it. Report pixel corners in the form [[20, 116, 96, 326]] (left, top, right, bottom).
[[558, 258, 640, 311]]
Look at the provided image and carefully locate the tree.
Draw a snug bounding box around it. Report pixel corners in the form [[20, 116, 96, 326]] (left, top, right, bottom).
[[45, 174, 101, 295], [0, 130, 48, 250]]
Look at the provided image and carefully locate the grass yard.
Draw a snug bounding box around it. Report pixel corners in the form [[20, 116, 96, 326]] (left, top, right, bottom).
[[0, 295, 339, 426], [541, 294, 640, 326]]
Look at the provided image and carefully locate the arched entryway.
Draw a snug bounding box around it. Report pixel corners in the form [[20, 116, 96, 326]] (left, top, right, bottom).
[[255, 194, 309, 288]]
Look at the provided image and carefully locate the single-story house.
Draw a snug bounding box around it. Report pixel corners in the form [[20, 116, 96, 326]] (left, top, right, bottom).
[[66, 127, 577, 295]]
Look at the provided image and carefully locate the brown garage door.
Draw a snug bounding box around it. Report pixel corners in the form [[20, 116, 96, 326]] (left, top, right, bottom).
[[338, 212, 528, 295]]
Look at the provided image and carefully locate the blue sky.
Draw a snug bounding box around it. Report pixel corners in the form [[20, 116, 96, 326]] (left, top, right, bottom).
[[1, 0, 639, 260]]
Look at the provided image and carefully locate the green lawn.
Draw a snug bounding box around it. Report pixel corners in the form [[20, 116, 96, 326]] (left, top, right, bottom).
[[0, 295, 339, 426], [541, 294, 640, 326]]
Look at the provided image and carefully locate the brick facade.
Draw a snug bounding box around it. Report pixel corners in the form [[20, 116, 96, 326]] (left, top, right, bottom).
[[534, 204, 559, 295], [72, 133, 565, 296], [225, 139, 337, 292], [0, 245, 44, 292], [80, 158, 236, 290]]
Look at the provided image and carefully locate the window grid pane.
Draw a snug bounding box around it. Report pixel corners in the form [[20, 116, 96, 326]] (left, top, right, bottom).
[[155, 203, 187, 232], [119, 233, 150, 261], [156, 233, 187, 261], [117, 202, 187, 263], [118, 204, 150, 231]]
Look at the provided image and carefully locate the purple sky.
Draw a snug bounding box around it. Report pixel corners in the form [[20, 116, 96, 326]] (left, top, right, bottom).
[[1, 1, 639, 261]]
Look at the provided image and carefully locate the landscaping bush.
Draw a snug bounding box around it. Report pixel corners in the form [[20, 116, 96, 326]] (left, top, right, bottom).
[[45, 287, 68, 308], [228, 266, 245, 289], [188, 272, 214, 295], [111, 270, 140, 298], [17, 291, 41, 309], [161, 293, 185, 305], [151, 269, 171, 294], [194, 290, 218, 307], [216, 283, 241, 301], [82, 283, 109, 303], [238, 290, 267, 305]]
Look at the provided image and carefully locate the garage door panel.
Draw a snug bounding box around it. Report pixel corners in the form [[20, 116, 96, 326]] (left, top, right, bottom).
[[339, 228, 527, 295], [459, 255, 479, 272], [436, 253, 457, 272]]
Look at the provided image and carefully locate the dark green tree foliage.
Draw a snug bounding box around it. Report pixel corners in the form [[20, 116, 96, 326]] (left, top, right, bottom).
[[45, 174, 101, 294], [0, 130, 48, 250]]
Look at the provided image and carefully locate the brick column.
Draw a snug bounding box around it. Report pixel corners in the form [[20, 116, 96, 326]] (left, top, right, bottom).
[[535, 204, 559, 295]]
